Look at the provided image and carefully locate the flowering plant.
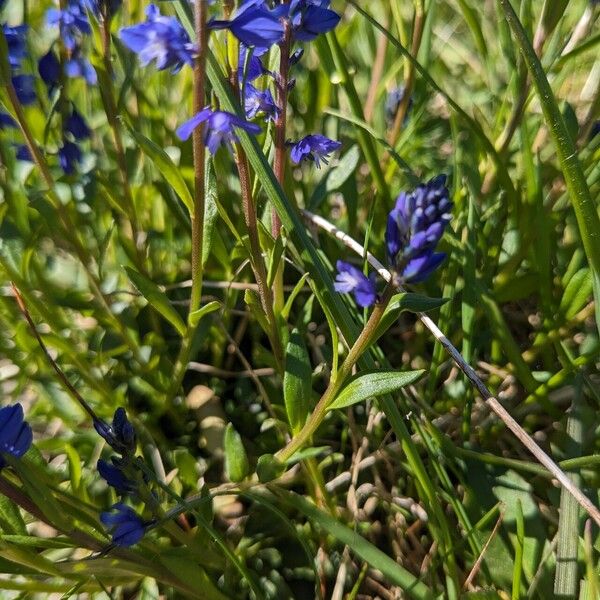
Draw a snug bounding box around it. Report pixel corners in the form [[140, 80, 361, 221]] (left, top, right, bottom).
[[0, 0, 598, 598]]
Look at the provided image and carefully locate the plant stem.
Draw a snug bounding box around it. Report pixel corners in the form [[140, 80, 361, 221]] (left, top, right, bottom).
[[235, 147, 284, 372], [277, 283, 395, 462], [167, 0, 208, 399], [271, 22, 292, 313], [190, 0, 208, 315], [99, 15, 143, 260], [272, 21, 292, 239], [387, 0, 424, 148]]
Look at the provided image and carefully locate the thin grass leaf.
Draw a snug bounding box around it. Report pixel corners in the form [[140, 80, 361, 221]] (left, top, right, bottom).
[[276, 490, 435, 600]]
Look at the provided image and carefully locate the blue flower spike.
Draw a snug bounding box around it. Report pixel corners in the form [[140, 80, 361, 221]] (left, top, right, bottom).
[[100, 503, 146, 547], [0, 404, 33, 468], [176, 108, 262, 154], [119, 4, 195, 73], [290, 134, 341, 168], [334, 261, 377, 308], [385, 175, 452, 284]]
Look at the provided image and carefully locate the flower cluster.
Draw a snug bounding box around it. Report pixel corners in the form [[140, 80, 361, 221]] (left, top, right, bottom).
[[95, 408, 148, 546], [114, 1, 343, 159], [335, 176, 453, 307]]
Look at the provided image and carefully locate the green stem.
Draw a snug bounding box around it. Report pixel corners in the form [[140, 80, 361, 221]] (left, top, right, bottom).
[[167, 0, 208, 399], [271, 22, 292, 314], [277, 283, 395, 462], [235, 148, 284, 373], [387, 0, 425, 148], [99, 16, 143, 258], [189, 0, 208, 315], [272, 22, 292, 238]]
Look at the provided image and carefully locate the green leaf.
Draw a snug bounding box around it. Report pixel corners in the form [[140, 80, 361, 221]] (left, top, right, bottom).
[[126, 124, 194, 215], [267, 233, 285, 288], [283, 329, 312, 433], [328, 369, 424, 411], [124, 267, 186, 337], [188, 300, 220, 328], [159, 550, 229, 600], [281, 272, 310, 321], [203, 159, 219, 266], [9, 457, 74, 532], [559, 267, 592, 320], [256, 454, 285, 483], [370, 293, 448, 349], [224, 424, 249, 483], [285, 446, 330, 465], [0, 495, 27, 535], [244, 289, 269, 334], [278, 490, 434, 599]]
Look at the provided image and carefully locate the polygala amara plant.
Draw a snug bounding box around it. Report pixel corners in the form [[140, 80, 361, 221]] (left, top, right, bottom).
[[0, 0, 598, 598]]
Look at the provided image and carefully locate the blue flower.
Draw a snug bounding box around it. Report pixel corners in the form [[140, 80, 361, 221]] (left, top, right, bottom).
[[3, 24, 28, 69], [385, 175, 452, 283], [0, 404, 33, 468], [46, 4, 91, 51], [176, 108, 262, 154], [100, 503, 146, 546], [244, 83, 278, 121], [64, 49, 97, 84], [209, 3, 284, 50], [119, 4, 195, 73], [94, 407, 136, 456], [65, 107, 90, 140], [287, 0, 340, 42], [334, 261, 377, 308], [12, 75, 36, 106], [97, 458, 136, 495], [38, 50, 61, 92], [290, 134, 341, 168]]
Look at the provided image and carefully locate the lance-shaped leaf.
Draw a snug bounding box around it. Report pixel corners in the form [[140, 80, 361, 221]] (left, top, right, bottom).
[[284, 329, 312, 434], [125, 267, 186, 337], [328, 369, 424, 411]]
